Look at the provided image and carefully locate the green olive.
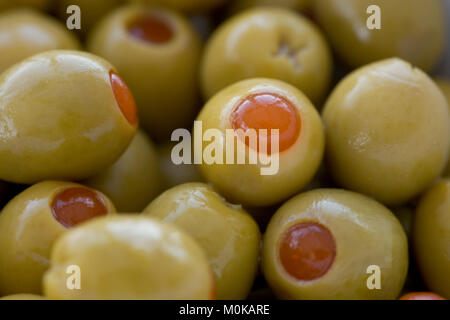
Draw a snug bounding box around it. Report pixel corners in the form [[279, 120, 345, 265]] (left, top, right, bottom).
[[128, 0, 229, 12], [0, 294, 47, 300], [158, 142, 204, 190], [201, 7, 332, 104], [143, 182, 261, 299], [0, 9, 80, 75], [87, 5, 202, 141], [0, 181, 116, 295], [313, 0, 446, 72], [0, 0, 52, 11], [262, 189, 408, 300], [228, 0, 311, 14], [413, 179, 450, 299], [392, 207, 414, 239], [85, 130, 164, 212], [0, 50, 138, 184], [196, 78, 324, 207], [43, 216, 215, 300], [322, 58, 449, 206], [435, 78, 450, 178], [56, 0, 125, 36]]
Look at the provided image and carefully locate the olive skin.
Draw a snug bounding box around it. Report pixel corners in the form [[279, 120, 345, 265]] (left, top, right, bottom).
[[129, 0, 228, 12], [0, 0, 51, 11], [196, 78, 324, 207], [0, 294, 47, 300], [413, 180, 450, 299], [435, 78, 450, 178], [322, 58, 449, 206], [56, 0, 125, 36], [158, 142, 204, 190], [229, 0, 311, 14], [0, 50, 137, 184], [0, 181, 116, 295], [143, 183, 261, 299], [0, 10, 81, 74], [43, 216, 214, 300], [201, 8, 332, 104], [262, 189, 408, 300], [85, 130, 164, 212], [313, 0, 446, 72], [88, 5, 202, 141]]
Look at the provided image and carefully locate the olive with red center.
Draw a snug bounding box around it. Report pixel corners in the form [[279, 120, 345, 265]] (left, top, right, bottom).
[[0, 50, 137, 184], [88, 5, 201, 141], [195, 78, 324, 207], [262, 189, 408, 300], [0, 181, 116, 295]]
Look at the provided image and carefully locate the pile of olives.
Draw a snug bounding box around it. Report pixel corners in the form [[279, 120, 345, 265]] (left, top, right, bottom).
[[0, 0, 448, 300]]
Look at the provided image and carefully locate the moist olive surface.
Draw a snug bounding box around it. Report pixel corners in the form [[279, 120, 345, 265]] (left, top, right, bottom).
[[228, 0, 311, 14], [262, 189, 408, 300], [195, 78, 324, 207], [85, 130, 164, 212], [88, 5, 201, 141], [314, 0, 446, 72], [0, 294, 47, 300], [322, 58, 449, 206], [413, 180, 450, 299], [0, 50, 137, 184], [43, 216, 214, 300], [0, 0, 51, 11], [0, 181, 116, 295], [0, 9, 80, 74], [128, 0, 228, 12], [435, 78, 450, 178], [143, 183, 261, 299], [201, 7, 332, 104]]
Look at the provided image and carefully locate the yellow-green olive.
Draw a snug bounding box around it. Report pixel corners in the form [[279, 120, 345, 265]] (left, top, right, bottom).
[[0, 181, 116, 295], [128, 0, 228, 12], [313, 0, 446, 72], [88, 5, 201, 141], [56, 0, 125, 36], [196, 78, 324, 207], [0, 294, 47, 300], [43, 216, 215, 300], [201, 7, 332, 104], [228, 0, 311, 14], [0, 50, 138, 184], [85, 130, 164, 212], [158, 142, 204, 190], [322, 58, 449, 206], [435, 78, 450, 178], [262, 189, 408, 300], [143, 182, 261, 299], [413, 179, 450, 299], [0, 0, 51, 11], [0, 9, 81, 74]]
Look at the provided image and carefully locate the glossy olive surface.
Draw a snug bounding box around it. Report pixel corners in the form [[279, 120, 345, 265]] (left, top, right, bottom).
[[129, 0, 228, 12], [229, 0, 311, 14], [313, 0, 446, 72], [322, 58, 449, 206], [0, 9, 80, 74], [413, 180, 450, 299], [196, 78, 324, 207], [43, 216, 214, 300], [0, 181, 116, 295], [88, 5, 202, 141], [435, 78, 450, 178], [56, 0, 125, 36], [143, 183, 261, 299], [262, 189, 408, 300], [85, 130, 164, 212], [0, 50, 137, 184], [201, 7, 332, 104], [158, 142, 204, 190], [0, 294, 47, 300]]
